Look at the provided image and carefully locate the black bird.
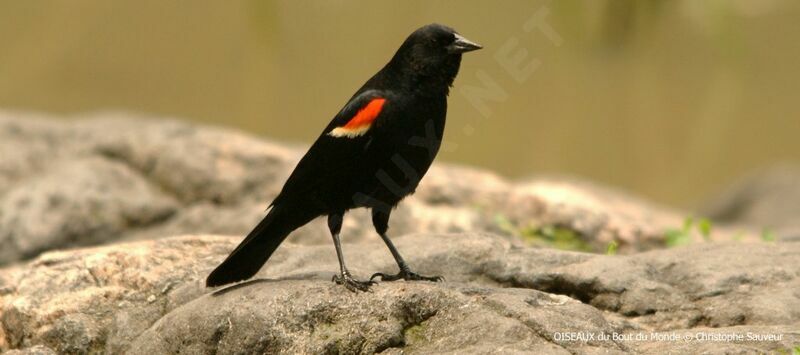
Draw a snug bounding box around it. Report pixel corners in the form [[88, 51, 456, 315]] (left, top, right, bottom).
[[206, 24, 481, 291]]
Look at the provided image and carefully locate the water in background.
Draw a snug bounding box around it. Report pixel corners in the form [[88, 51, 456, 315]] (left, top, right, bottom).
[[1, 0, 798, 208]]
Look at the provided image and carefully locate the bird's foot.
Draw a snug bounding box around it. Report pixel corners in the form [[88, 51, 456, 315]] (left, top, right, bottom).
[[370, 269, 444, 282], [332, 272, 375, 292]]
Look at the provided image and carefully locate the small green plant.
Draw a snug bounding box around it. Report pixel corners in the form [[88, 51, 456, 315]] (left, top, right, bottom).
[[664, 216, 714, 247], [665, 217, 693, 247], [792, 345, 800, 355], [521, 225, 593, 252], [697, 218, 712, 240], [493, 214, 592, 252], [761, 228, 777, 242], [493, 214, 517, 235], [683, 216, 694, 230], [606, 240, 618, 255]]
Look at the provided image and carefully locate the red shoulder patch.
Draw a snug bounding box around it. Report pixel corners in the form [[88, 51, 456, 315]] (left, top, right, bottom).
[[329, 98, 386, 138]]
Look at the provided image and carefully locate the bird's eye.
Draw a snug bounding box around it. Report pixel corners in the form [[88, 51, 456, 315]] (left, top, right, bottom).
[[432, 35, 451, 46]]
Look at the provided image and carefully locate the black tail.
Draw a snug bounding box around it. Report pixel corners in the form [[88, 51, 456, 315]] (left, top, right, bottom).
[[206, 204, 317, 287]]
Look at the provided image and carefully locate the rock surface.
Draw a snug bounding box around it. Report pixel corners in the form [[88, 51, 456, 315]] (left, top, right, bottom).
[[1, 111, 705, 265], [1, 233, 798, 354], [2, 111, 799, 353], [703, 164, 800, 241]]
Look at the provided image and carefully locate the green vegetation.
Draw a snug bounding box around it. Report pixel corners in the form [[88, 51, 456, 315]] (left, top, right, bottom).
[[697, 218, 713, 241], [776, 345, 800, 355], [664, 217, 694, 247], [494, 214, 592, 252], [493, 214, 519, 236], [498, 212, 780, 252], [665, 217, 781, 246], [404, 324, 427, 344], [606, 240, 618, 255], [665, 217, 714, 247], [522, 225, 593, 252], [761, 228, 777, 242]]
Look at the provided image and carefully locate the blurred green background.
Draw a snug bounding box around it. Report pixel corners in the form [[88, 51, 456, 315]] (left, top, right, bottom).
[[1, 0, 798, 208]]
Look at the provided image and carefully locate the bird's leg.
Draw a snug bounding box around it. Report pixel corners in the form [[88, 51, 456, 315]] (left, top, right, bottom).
[[369, 210, 444, 282], [328, 212, 374, 292]]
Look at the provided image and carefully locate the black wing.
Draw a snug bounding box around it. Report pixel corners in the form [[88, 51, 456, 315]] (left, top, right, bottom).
[[269, 89, 391, 208]]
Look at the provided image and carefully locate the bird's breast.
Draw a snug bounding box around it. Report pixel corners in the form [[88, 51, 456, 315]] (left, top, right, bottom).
[[353, 96, 446, 207]]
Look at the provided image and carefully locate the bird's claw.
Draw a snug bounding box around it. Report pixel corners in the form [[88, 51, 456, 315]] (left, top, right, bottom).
[[370, 269, 444, 283], [332, 272, 375, 292]]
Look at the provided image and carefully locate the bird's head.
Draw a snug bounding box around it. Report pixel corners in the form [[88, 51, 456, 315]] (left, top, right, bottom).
[[387, 24, 482, 93], [405, 23, 482, 56]]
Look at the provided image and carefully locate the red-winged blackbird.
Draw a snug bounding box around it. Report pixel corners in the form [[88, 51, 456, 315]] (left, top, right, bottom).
[[206, 24, 481, 292]]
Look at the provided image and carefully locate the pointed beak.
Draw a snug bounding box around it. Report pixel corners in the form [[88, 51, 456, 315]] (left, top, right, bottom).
[[448, 33, 482, 54]]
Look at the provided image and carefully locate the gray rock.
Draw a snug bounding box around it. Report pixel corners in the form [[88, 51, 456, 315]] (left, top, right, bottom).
[[0, 111, 300, 265], [703, 164, 800, 241], [0, 235, 233, 354], [0, 157, 178, 263], [0, 111, 702, 265], [505, 176, 686, 251], [131, 281, 603, 355], [1, 345, 57, 355], [1, 233, 798, 354]]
